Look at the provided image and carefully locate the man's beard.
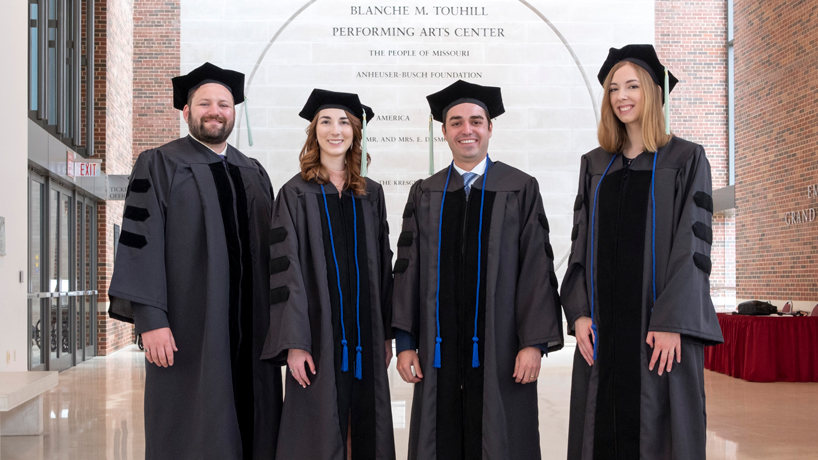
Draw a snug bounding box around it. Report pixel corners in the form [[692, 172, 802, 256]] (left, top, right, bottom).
[[188, 114, 234, 145]]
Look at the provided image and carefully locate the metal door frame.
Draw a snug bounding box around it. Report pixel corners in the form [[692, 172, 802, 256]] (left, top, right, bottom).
[[47, 180, 75, 371], [28, 172, 48, 371], [76, 194, 97, 361], [28, 171, 99, 371]]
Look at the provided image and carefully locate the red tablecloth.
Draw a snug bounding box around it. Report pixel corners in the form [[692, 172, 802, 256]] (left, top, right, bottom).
[[704, 313, 818, 382]]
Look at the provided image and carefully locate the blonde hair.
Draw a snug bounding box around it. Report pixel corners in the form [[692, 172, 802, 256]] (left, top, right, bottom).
[[299, 110, 371, 196], [598, 61, 672, 153]]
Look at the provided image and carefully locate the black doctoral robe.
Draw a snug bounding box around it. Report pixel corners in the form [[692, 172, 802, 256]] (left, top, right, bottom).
[[108, 136, 282, 460], [392, 160, 564, 460], [261, 175, 396, 460], [561, 136, 724, 460]]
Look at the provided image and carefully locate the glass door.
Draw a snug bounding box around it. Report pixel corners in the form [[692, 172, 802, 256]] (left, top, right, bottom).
[[28, 173, 96, 371], [75, 195, 97, 362], [48, 182, 74, 371], [83, 200, 97, 359], [28, 174, 46, 371], [75, 198, 85, 362]]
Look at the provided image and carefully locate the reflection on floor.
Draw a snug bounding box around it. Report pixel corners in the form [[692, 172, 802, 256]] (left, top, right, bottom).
[[2, 345, 817, 459]]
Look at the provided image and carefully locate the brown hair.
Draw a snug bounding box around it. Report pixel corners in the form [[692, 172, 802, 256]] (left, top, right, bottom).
[[299, 110, 371, 196], [598, 61, 672, 153]]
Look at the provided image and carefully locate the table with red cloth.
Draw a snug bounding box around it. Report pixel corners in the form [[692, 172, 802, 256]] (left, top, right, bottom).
[[704, 313, 818, 382]]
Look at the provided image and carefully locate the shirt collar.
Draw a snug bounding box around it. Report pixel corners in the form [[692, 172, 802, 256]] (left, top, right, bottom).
[[189, 134, 227, 156], [453, 156, 488, 177]]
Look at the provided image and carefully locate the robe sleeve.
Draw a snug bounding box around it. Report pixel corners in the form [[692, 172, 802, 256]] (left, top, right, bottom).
[[395, 329, 417, 354], [648, 147, 724, 345], [560, 154, 591, 336], [376, 186, 395, 341], [391, 180, 423, 340], [108, 150, 174, 323], [260, 184, 312, 363], [515, 177, 564, 352], [132, 303, 170, 334]]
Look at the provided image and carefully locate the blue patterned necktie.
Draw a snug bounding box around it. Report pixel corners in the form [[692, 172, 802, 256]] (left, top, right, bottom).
[[462, 172, 478, 196]]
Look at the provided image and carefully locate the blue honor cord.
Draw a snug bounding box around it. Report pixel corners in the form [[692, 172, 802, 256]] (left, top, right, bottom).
[[650, 152, 658, 305], [433, 165, 454, 368], [352, 193, 363, 379], [589, 152, 659, 361], [471, 164, 489, 368], [320, 184, 363, 379], [433, 158, 490, 369]]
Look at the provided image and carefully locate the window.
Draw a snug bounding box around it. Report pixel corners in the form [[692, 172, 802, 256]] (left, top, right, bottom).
[[29, 0, 88, 156]]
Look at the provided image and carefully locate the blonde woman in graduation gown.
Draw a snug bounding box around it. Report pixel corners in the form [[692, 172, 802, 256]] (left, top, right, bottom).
[[561, 45, 724, 460]]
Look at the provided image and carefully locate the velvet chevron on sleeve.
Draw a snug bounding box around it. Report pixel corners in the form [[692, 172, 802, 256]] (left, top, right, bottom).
[[560, 154, 592, 335], [108, 136, 282, 460], [261, 175, 396, 460], [564, 137, 724, 460], [648, 146, 723, 344], [392, 160, 564, 460]]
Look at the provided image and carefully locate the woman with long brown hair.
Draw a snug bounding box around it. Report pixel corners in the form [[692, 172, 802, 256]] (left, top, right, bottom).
[[261, 89, 396, 459], [561, 45, 723, 459]]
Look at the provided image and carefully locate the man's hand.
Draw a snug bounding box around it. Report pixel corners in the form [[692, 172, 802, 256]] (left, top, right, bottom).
[[385, 340, 394, 368], [142, 327, 177, 368], [513, 346, 542, 384], [287, 348, 315, 388], [574, 316, 595, 366], [396, 350, 423, 383], [647, 331, 681, 376]]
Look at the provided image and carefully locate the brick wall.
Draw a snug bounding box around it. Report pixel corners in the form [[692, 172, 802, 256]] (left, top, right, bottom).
[[93, 0, 181, 356], [80, 0, 87, 153], [133, 0, 181, 160], [95, 0, 136, 355], [655, 0, 733, 298], [97, 200, 128, 356], [734, 0, 818, 301]]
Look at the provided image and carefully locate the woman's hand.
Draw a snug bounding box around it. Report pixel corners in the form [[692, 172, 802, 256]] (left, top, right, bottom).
[[647, 331, 681, 376], [574, 316, 595, 366], [287, 348, 315, 388]]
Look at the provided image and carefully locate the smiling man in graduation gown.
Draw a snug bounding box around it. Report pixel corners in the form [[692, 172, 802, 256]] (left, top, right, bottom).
[[108, 62, 281, 460], [392, 80, 564, 460]]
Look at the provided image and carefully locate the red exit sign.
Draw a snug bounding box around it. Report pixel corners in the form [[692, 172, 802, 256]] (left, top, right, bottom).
[[75, 162, 100, 177], [65, 150, 101, 178]]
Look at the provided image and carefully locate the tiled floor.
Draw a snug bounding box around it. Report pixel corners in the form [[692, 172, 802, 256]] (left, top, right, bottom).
[[2, 345, 817, 459]]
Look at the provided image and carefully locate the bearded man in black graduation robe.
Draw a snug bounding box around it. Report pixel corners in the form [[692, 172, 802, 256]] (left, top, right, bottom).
[[108, 62, 282, 460], [392, 80, 564, 460]]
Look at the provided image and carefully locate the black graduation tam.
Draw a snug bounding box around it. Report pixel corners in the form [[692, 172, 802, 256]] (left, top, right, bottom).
[[299, 89, 373, 122], [597, 44, 678, 96], [171, 62, 245, 111], [361, 104, 375, 122], [426, 80, 505, 123]]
